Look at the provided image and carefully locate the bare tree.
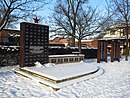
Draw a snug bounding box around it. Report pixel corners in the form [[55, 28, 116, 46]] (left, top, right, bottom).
[[75, 6, 101, 53], [107, 0, 130, 61], [76, 5, 115, 53], [52, 0, 113, 53], [0, 0, 48, 31], [52, 0, 88, 47]]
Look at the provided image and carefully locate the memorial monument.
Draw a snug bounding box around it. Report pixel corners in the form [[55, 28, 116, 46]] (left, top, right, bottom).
[[97, 40, 108, 63], [19, 22, 49, 67], [97, 39, 120, 63]]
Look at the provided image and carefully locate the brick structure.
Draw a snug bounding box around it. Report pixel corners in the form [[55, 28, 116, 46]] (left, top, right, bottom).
[[97, 40, 108, 63], [49, 37, 69, 46], [97, 39, 121, 63], [0, 29, 20, 42], [20, 22, 49, 67], [76, 40, 98, 48]]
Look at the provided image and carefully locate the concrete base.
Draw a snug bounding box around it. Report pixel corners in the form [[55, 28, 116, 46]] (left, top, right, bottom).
[[15, 62, 103, 90]]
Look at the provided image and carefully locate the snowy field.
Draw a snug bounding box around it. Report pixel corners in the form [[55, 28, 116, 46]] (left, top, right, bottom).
[[0, 56, 130, 98]]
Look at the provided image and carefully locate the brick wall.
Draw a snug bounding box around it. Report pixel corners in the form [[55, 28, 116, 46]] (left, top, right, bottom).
[[81, 40, 98, 48]]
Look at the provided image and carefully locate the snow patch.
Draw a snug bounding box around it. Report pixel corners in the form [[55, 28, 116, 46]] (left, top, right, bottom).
[[34, 61, 45, 68], [44, 63, 55, 67]]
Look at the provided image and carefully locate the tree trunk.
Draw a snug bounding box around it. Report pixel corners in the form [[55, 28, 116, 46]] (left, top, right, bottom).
[[70, 29, 75, 47], [78, 39, 81, 54], [125, 23, 129, 61], [125, 0, 129, 61], [71, 37, 75, 47]]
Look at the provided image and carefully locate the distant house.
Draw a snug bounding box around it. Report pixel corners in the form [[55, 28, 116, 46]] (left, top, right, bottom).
[[103, 24, 130, 39], [0, 29, 20, 42]]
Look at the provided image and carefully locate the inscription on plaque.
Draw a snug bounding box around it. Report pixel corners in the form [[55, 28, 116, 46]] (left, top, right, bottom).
[[29, 46, 44, 54]]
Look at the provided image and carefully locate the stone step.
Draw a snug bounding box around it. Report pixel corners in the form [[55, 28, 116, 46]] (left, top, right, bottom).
[[14, 66, 104, 91]]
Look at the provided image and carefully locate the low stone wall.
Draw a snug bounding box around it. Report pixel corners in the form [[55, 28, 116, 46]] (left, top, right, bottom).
[[49, 47, 97, 59], [81, 48, 97, 58], [0, 46, 19, 66], [0, 46, 97, 66], [49, 54, 84, 64]]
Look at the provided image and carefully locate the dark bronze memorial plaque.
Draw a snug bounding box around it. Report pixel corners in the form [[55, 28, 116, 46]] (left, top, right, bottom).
[[111, 40, 120, 62], [97, 40, 108, 63], [19, 22, 49, 67]]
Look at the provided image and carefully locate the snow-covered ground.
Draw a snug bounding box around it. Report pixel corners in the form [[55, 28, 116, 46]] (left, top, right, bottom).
[[0, 56, 130, 98]]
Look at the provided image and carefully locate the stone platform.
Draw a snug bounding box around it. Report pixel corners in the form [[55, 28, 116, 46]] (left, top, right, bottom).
[[15, 62, 103, 90]]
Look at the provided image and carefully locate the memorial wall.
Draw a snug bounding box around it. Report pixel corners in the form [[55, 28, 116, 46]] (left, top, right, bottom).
[[19, 22, 49, 67]]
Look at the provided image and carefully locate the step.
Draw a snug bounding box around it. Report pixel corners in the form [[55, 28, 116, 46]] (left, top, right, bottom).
[[14, 66, 103, 90], [19, 62, 99, 82]]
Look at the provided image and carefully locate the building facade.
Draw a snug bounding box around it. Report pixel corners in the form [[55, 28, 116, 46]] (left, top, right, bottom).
[[104, 24, 130, 39]]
